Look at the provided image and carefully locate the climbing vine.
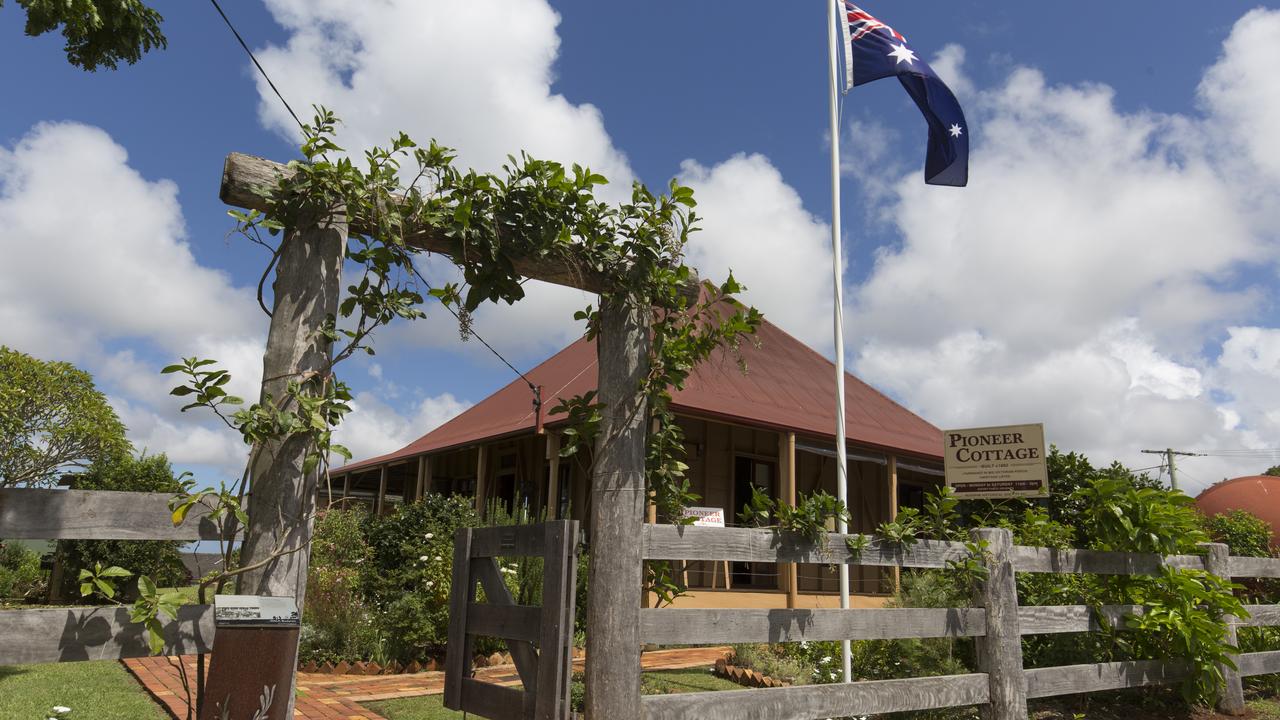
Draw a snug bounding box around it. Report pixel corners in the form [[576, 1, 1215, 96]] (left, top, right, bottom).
[[123, 108, 761, 676]]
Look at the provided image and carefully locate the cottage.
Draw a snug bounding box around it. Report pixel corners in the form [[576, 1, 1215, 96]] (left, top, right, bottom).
[[328, 318, 945, 608]]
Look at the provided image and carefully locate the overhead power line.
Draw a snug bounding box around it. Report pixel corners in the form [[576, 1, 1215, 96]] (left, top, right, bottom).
[[207, 0, 304, 130]]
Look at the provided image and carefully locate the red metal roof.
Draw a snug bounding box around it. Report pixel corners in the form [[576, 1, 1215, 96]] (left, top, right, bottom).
[[1196, 475, 1280, 549], [335, 319, 943, 474]]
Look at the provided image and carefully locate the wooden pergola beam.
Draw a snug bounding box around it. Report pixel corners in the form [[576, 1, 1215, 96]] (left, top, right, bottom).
[[220, 152, 702, 300]]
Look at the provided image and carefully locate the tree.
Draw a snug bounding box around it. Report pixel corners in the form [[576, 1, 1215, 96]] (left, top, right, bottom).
[[0, 346, 130, 487], [1, 0, 165, 71], [1265, 465, 1280, 477], [54, 452, 189, 601]]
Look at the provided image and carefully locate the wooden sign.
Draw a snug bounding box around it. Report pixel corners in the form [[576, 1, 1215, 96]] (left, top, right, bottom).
[[943, 423, 1049, 499]]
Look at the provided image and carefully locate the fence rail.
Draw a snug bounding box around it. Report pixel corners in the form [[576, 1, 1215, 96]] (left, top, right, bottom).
[[0, 489, 236, 667], [0, 604, 214, 665], [639, 524, 1280, 720], [0, 488, 225, 541]]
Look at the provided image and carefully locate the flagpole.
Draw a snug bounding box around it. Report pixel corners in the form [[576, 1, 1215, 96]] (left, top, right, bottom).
[[826, 0, 853, 685]]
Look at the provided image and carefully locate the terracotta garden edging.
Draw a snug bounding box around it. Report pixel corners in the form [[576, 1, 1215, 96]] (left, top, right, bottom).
[[299, 656, 453, 675], [713, 657, 791, 689]]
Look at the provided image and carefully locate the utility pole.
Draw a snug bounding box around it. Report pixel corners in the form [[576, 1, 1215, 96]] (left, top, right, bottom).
[[1141, 448, 1204, 491]]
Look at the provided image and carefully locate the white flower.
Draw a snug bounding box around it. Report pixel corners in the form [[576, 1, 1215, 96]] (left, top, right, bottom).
[[424, 533, 434, 539], [434, 556, 442, 562], [819, 655, 832, 665], [419, 555, 429, 562], [425, 581, 435, 588], [828, 671, 838, 680]]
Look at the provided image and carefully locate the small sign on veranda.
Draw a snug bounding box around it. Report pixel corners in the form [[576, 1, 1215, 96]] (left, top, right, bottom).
[[681, 506, 726, 527], [943, 423, 1049, 499]]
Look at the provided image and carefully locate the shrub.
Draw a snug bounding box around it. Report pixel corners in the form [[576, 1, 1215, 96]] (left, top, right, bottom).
[[0, 540, 46, 601], [1203, 509, 1273, 559], [1202, 509, 1279, 604], [730, 643, 813, 685], [361, 493, 480, 663], [54, 453, 187, 602], [300, 507, 379, 665]]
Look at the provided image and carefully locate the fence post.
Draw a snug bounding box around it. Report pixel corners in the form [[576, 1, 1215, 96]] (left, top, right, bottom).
[[972, 527, 1027, 720], [1204, 542, 1246, 715]]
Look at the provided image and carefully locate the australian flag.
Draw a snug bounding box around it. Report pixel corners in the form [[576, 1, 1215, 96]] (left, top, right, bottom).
[[839, 1, 968, 186]]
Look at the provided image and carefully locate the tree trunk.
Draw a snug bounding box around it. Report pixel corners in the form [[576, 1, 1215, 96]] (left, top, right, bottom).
[[235, 212, 347, 717], [584, 296, 650, 720]]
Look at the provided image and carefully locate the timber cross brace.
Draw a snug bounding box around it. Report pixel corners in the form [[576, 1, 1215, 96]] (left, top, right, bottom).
[[220, 150, 692, 720]]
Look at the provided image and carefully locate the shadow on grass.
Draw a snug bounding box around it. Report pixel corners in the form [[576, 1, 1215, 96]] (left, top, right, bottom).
[[0, 665, 31, 682]]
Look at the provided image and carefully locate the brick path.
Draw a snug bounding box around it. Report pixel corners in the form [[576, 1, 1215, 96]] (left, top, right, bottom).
[[124, 647, 731, 719]]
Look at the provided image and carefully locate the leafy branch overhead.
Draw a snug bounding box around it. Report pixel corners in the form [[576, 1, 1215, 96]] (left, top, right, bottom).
[[2, 0, 166, 71]]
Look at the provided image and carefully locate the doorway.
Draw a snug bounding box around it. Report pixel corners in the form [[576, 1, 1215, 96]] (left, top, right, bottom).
[[732, 455, 777, 588]]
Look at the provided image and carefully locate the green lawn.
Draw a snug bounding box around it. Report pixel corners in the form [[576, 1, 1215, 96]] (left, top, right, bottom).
[[368, 669, 741, 720], [0, 660, 168, 720]]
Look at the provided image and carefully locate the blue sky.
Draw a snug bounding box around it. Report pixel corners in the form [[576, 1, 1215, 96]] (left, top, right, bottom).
[[2, 1, 1278, 494]]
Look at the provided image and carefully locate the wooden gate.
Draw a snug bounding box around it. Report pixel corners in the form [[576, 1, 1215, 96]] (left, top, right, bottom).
[[444, 520, 580, 720]]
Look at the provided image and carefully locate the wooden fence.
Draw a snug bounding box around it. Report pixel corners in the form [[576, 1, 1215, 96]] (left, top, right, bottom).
[[0, 488, 225, 666], [640, 524, 1280, 720], [444, 520, 580, 720]]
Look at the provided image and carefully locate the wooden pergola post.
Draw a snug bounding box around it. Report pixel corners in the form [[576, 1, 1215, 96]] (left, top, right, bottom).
[[584, 297, 651, 720], [233, 208, 347, 719]]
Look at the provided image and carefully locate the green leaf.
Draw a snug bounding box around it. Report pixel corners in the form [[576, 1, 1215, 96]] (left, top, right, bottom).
[[146, 618, 165, 655], [138, 575, 158, 599], [99, 565, 133, 578], [94, 578, 116, 599], [171, 501, 193, 526]]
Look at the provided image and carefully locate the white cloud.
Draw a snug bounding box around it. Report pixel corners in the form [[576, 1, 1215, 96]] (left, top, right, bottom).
[[0, 122, 264, 474], [255, 0, 632, 193], [0, 123, 258, 358], [332, 391, 471, 464], [1199, 8, 1280, 182], [112, 396, 249, 471], [679, 154, 835, 350], [848, 10, 1280, 494]]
